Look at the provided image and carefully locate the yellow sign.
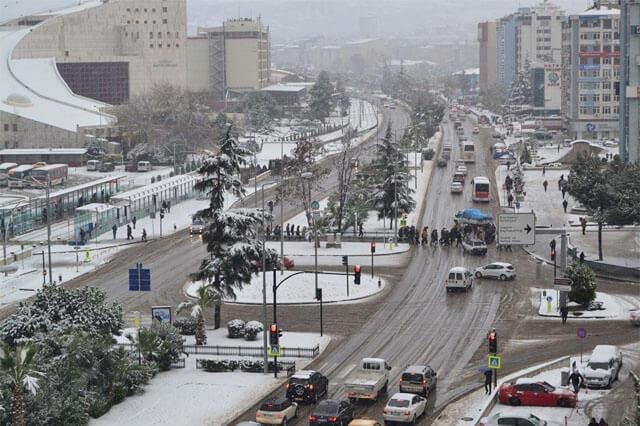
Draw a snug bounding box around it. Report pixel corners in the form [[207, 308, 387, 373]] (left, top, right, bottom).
[[488, 354, 501, 369], [268, 345, 282, 357], [134, 311, 141, 330]]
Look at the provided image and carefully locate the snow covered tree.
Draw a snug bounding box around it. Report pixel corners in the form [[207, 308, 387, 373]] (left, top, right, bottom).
[[506, 60, 532, 118], [308, 70, 335, 121], [280, 139, 329, 227], [370, 124, 415, 228], [177, 284, 219, 345], [192, 126, 280, 329], [335, 78, 351, 117], [566, 262, 597, 307], [241, 91, 281, 130], [604, 159, 640, 226], [0, 343, 43, 426], [129, 322, 184, 370], [332, 131, 361, 232]]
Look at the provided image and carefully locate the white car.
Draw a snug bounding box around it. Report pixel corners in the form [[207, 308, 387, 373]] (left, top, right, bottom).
[[255, 399, 298, 425], [479, 413, 547, 426], [382, 393, 427, 424], [189, 219, 206, 235], [475, 262, 516, 280], [456, 165, 467, 176], [450, 182, 464, 193]]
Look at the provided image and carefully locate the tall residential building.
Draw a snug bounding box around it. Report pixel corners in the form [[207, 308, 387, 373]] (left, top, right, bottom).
[[496, 14, 518, 88], [11, 0, 188, 104], [619, 0, 640, 162], [562, 2, 620, 141], [515, 1, 565, 73], [478, 21, 498, 91], [188, 18, 270, 99]]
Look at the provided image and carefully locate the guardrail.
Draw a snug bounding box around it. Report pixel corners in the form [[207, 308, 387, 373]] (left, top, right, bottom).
[[195, 358, 296, 376], [116, 343, 320, 358]]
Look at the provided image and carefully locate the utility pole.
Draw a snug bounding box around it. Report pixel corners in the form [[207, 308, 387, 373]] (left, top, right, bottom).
[[46, 176, 53, 285]]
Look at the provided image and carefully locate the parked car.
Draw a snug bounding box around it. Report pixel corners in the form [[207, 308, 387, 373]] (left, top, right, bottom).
[[344, 358, 390, 402], [382, 393, 427, 424], [583, 345, 622, 389], [472, 127, 480, 134], [286, 370, 329, 404], [453, 171, 465, 184], [99, 162, 115, 172], [456, 165, 468, 176], [474, 262, 516, 280], [189, 218, 206, 235], [399, 365, 437, 397], [437, 158, 448, 168], [255, 399, 298, 425], [450, 182, 464, 193], [348, 419, 381, 426], [630, 309, 640, 326], [479, 413, 547, 426], [445, 267, 473, 293], [498, 379, 576, 407], [309, 400, 354, 425], [461, 239, 487, 256]]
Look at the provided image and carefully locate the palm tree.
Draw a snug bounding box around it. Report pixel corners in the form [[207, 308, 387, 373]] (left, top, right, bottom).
[[0, 343, 44, 426], [177, 284, 220, 345]]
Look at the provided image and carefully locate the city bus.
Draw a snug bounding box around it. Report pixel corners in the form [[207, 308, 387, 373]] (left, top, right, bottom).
[[461, 141, 476, 163], [31, 164, 69, 186], [7, 165, 34, 188], [0, 162, 18, 187], [472, 176, 491, 202]]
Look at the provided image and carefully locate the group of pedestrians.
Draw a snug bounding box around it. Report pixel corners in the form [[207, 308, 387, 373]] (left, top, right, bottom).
[[266, 224, 307, 241]]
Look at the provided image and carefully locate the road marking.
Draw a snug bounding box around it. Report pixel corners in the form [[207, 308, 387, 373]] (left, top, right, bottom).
[[337, 363, 356, 379]]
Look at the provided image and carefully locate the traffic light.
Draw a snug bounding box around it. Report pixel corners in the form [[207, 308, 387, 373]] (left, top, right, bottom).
[[269, 323, 279, 347], [354, 265, 361, 285], [267, 200, 274, 213], [342, 255, 348, 266], [160, 208, 165, 220], [550, 248, 556, 261], [549, 239, 556, 250], [42, 208, 47, 223], [370, 241, 376, 253], [316, 288, 322, 301], [488, 330, 498, 354]]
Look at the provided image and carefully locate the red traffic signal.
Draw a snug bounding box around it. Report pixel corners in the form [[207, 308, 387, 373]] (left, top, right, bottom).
[[370, 241, 376, 253], [354, 265, 361, 285], [550, 248, 556, 261], [488, 331, 498, 354], [269, 323, 279, 346]]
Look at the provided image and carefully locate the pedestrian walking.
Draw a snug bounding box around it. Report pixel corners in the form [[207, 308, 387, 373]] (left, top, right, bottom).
[[561, 186, 567, 199], [507, 193, 514, 208], [296, 225, 301, 239], [542, 180, 548, 192], [358, 223, 364, 238], [132, 216, 137, 229], [484, 369, 493, 394], [579, 251, 585, 264], [112, 224, 117, 240], [557, 143, 561, 153], [506, 160, 511, 171], [568, 369, 583, 393], [167, 200, 171, 213], [560, 306, 568, 324], [588, 419, 599, 426], [286, 224, 291, 239], [141, 229, 147, 242], [580, 217, 587, 235], [562, 199, 568, 213], [80, 228, 86, 243], [542, 165, 546, 176], [126, 224, 133, 241]]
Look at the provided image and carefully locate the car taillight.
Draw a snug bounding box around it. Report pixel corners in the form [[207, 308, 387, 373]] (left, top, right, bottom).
[[328, 417, 338, 423], [309, 415, 317, 422], [308, 384, 314, 390], [404, 410, 411, 415], [285, 383, 290, 390], [383, 409, 389, 414]]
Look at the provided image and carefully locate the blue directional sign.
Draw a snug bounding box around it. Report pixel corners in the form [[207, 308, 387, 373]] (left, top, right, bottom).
[[488, 355, 502, 369], [128, 263, 151, 292]]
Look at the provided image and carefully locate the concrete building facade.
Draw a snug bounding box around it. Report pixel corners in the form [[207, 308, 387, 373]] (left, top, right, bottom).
[[497, 14, 518, 88], [12, 0, 188, 104], [188, 18, 270, 99], [515, 1, 565, 73], [478, 21, 498, 91], [619, 0, 640, 162], [562, 3, 621, 141]]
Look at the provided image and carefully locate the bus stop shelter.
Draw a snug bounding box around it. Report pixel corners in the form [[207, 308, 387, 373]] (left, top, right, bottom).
[[74, 203, 116, 243]]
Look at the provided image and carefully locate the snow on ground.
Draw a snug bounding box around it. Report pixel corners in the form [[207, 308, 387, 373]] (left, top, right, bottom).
[[186, 269, 385, 304], [93, 331, 331, 426], [537, 289, 639, 319]]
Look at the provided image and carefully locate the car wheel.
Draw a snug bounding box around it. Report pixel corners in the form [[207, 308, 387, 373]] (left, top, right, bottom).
[[499, 274, 507, 281], [294, 407, 299, 418], [605, 378, 612, 389], [475, 271, 482, 278], [382, 381, 388, 394], [508, 397, 521, 406], [282, 418, 288, 426], [557, 398, 570, 408], [411, 415, 416, 425]]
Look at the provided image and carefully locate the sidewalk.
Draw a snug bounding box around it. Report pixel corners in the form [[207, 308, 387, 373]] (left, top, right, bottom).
[[495, 165, 640, 273]]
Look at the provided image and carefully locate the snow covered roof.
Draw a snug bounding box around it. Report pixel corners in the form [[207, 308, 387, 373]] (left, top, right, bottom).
[[0, 2, 114, 133], [76, 202, 115, 213], [453, 68, 480, 76], [35, 174, 126, 200], [291, 370, 316, 379], [579, 7, 620, 17], [343, 38, 379, 45], [111, 174, 203, 203], [261, 84, 307, 93], [0, 148, 87, 155]]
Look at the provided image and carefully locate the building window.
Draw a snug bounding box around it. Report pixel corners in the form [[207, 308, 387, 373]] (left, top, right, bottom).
[[144, 8, 147, 12], [126, 8, 130, 12], [603, 94, 611, 102], [150, 43, 154, 48], [135, 20, 139, 24], [135, 8, 139, 12], [127, 20, 131, 24], [152, 8, 156, 12], [175, 32, 179, 38], [3, 124, 8, 132], [149, 32, 153, 39], [163, 19, 168, 24], [158, 32, 162, 38], [12, 124, 17, 132], [175, 43, 179, 48], [602, 106, 611, 115], [64, 50, 69, 57], [144, 20, 147, 24], [153, 20, 156, 24], [162, 7, 168, 12], [167, 32, 171, 38]]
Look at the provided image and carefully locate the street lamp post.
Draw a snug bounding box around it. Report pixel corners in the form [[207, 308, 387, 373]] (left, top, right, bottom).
[[260, 181, 275, 375], [45, 176, 53, 285], [301, 172, 317, 293], [279, 139, 284, 275]]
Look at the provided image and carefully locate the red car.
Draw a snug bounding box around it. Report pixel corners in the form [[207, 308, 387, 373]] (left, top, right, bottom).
[[498, 379, 576, 408]]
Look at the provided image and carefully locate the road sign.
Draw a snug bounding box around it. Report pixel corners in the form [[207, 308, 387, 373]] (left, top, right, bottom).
[[488, 354, 501, 369], [310, 200, 320, 210], [577, 328, 587, 338], [268, 345, 282, 357], [129, 263, 151, 292], [498, 213, 536, 245]]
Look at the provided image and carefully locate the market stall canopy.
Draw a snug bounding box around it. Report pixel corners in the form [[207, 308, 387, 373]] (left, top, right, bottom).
[[455, 208, 493, 224]]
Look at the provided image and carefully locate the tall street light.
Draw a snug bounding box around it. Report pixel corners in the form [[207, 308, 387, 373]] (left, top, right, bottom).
[[301, 171, 318, 293], [260, 181, 275, 374]]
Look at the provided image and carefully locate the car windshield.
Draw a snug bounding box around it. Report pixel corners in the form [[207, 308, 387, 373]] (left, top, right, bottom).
[[388, 399, 410, 408], [289, 378, 309, 385], [259, 402, 284, 412], [401, 373, 423, 383], [506, 265, 514, 270], [314, 402, 339, 415], [588, 362, 610, 370], [541, 382, 555, 392]]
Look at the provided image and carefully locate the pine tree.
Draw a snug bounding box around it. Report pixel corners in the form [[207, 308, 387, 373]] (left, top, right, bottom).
[[335, 78, 351, 117], [506, 60, 532, 118], [308, 70, 335, 121], [370, 124, 415, 228], [192, 126, 279, 328], [566, 262, 597, 307]]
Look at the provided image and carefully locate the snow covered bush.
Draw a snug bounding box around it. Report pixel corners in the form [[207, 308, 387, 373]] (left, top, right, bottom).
[[198, 359, 238, 372], [173, 317, 197, 335], [131, 322, 184, 371], [227, 319, 245, 338], [0, 285, 123, 344], [243, 321, 263, 341]]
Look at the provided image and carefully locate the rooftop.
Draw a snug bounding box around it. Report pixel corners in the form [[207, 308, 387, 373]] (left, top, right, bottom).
[[0, 148, 88, 155], [261, 84, 307, 93], [579, 6, 620, 17]]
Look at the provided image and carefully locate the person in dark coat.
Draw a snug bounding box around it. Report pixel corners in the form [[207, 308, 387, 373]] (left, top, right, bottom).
[[141, 228, 147, 242], [484, 369, 493, 394], [560, 306, 568, 324], [579, 251, 585, 264], [80, 228, 86, 243], [543, 180, 548, 192], [588, 418, 599, 426], [507, 193, 514, 208], [112, 224, 117, 240], [598, 418, 608, 426], [296, 225, 301, 239], [542, 165, 546, 176], [568, 369, 583, 393], [562, 199, 568, 213], [286, 224, 291, 238], [126, 224, 133, 240], [358, 223, 364, 238], [132, 216, 137, 229]]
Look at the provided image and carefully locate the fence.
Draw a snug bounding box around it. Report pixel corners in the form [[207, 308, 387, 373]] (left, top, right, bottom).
[[115, 343, 320, 359], [195, 358, 296, 376], [170, 358, 186, 369]]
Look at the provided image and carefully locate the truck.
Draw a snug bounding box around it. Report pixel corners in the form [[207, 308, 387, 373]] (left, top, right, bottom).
[[344, 358, 391, 402]]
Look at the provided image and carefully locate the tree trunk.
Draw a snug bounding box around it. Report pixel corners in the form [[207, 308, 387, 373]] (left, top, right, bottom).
[[214, 303, 221, 330], [195, 313, 206, 345], [12, 388, 25, 426], [598, 221, 603, 261]]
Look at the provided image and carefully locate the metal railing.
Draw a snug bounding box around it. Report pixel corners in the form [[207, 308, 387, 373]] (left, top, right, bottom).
[[195, 358, 296, 376], [115, 343, 320, 359]]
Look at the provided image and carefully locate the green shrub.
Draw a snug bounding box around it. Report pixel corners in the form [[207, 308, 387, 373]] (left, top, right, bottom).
[[243, 320, 263, 341], [174, 317, 197, 335], [199, 359, 238, 372], [567, 262, 597, 307], [227, 319, 245, 338]]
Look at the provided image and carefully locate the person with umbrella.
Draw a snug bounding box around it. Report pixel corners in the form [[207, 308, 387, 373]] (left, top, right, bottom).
[[480, 367, 493, 394]]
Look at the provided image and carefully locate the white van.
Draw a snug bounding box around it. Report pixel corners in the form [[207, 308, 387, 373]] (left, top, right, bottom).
[[137, 161, 152, 172], [583, 345, 622, 389], [445, 267, 473, 293], [86, 160, 101, 171]]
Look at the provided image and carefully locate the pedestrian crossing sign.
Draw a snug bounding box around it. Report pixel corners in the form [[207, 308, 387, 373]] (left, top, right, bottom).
[[268, 345, 282, 357], [488, 355, 501, 369]]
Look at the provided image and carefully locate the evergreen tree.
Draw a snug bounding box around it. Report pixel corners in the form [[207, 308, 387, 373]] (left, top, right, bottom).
[[506, 60, 532, 118], [192, 126, 279, 328], [335, 78, 351, 117], [370, 124, 415, 228], [308, 70, 335, 121], [566, 262, 597, 307]]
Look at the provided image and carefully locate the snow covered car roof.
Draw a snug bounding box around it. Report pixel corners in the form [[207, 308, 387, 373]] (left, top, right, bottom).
[[291, 370, 316, 379], [388, 392, 415, 401], [514, 378, 553, 386]]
